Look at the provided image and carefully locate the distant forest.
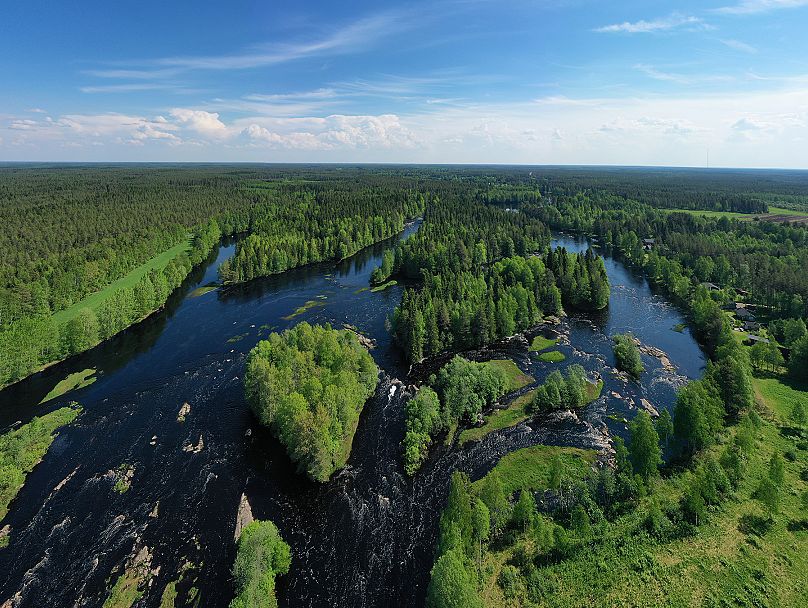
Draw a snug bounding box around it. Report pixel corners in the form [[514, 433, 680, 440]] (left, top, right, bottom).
[[2, 164, 808, 388]]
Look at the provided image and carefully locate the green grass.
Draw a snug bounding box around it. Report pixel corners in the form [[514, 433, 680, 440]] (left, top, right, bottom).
[[54, 238, 191, 325], [282, 299, 326, 320], [485, 359, 534, 392], [104, 563, 147, 608], [666, 206, 808, 222], [354, 286, 370, 294], [370, 280, 398, 292], [672, 322, 687, 333], [40, 368, 96, 404], [187, 284, 218, 298], [0, 405, 81, 520], [537, 350, 566, 363], [473, 445, 597, 498], [475, 374, 808, 608], [460, 381, 603, 446], [460, 390, 538, 446], [530, 335, 558, 352], [227, 333, 249, 343]]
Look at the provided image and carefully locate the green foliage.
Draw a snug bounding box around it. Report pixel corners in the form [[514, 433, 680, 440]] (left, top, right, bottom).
[[789, 335, 808, 382], [674, 378, 725, 454], [230, 520, 291, 608], [0, 405, 81, 520], [530, 365, 597, 413], [402, 387, 442, 476], [628, 411, 662, 482], [426, 549, 483, 608], [655, 409, 674, 446], [612, 333, 644, 378], [244, 323, 378, 481], [433, 356, 509, 427]]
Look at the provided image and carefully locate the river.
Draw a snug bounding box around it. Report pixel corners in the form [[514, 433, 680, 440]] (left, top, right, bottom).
[[0, 228, 705, 607]]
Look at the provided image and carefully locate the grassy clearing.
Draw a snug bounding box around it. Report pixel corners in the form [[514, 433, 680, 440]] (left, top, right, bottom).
[[473, 445, 597, 498], [282, 299, 326, 321], [460, 381, 604, 446], [54, 239, 191, 325], [530, 335, 557, 352], [187, 284, 218, 298], [666, 206, 808, 222], [0, 405, 81, 521], [370, 280, 398, 293], [485, 359, 534, 392], [537, 350, 566, 363], [460, 390, 538, 445], [40, 368, 96, 404]]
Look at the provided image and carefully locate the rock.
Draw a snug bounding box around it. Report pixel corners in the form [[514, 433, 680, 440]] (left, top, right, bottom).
[[0, 524, 10, 544], [184, 435, 204, 453], [149, 502, 159, 518], [177, 402, 191, 422], [234, 493, 254, 542], [640, 398, 660, 418], [150, 435, 157, 446]]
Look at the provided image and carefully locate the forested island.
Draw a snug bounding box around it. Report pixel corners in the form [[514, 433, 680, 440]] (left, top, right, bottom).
[[0, 165, 807, 608], [244, 322, 378, 482]]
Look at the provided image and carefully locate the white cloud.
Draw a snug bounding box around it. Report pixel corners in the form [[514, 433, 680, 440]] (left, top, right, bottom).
[[4, 89, 808, 167], [594, 13, 707, 34], [80, 83, 183, 94], [156, 12, 410, 71], [715, 0, 808, 15], [719, 39, 757, 53], [170, 109, 228, 138]]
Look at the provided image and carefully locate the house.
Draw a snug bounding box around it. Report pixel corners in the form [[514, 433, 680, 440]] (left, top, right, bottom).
[[700, 282, 720, 291], [743, 321, 761, 331], [743, 334, 769, 346], [735, 308, 755, 321], [642, 238, 656, 250]]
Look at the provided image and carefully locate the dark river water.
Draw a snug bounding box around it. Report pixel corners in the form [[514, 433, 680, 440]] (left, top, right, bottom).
[[0, 228, 706, 607]]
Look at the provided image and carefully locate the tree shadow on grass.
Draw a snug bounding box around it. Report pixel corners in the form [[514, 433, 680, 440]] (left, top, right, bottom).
[[786, 519, 808, 532], [738, 514, 773, 536]]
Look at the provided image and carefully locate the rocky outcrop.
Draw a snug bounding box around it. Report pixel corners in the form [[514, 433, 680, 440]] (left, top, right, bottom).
[[234, 493, 254, 542]]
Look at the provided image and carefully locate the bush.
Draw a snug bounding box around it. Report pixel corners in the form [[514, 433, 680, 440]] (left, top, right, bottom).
[[230, 520, 291, 608]]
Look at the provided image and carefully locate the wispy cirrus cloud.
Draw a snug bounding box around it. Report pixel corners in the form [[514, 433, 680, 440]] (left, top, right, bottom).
[[594, 13, 708, 34], [715, 0, 808, 15], [155, 12, 411, 71], [719, 39, 757, 53]]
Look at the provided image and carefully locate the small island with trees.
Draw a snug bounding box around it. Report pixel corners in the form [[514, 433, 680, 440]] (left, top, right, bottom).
[[244, 322, 379, 482]]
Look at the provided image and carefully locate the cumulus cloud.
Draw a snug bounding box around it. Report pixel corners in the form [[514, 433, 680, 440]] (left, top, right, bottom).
[[170, 109, 228, 138]]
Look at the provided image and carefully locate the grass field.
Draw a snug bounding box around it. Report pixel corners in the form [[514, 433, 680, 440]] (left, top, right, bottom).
[[54, 238, 191, 325], [40, 368, 96, 404], [473, 445, 597, 498], [485, 359, 534, 392], [537, 350, 566, 363], [529, 335, 557, 352], [666, 206, 808, 223], [460, 380, 603, 446], [0, 405, 81, 522], [460, 389, 538, 445]]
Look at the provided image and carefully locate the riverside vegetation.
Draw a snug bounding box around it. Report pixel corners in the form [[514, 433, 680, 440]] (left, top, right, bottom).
[[424, 173, 808, 608]]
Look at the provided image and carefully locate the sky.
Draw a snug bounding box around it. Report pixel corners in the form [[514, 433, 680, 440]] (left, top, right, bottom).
[[2, 0, 808, 167]]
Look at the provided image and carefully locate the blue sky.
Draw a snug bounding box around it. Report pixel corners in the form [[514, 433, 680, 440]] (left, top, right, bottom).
[[2, 0, 808, 166]]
